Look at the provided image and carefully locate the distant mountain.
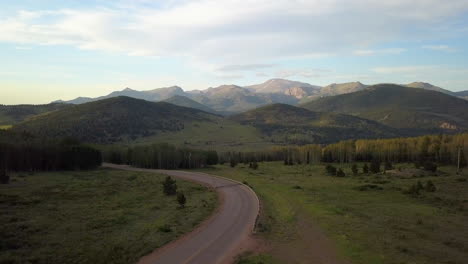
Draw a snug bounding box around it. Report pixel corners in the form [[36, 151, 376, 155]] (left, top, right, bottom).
[[56, 86, 185, 104], [230, 103, 397, 144], [246, 78, 321, 99], [15, 96, 219, 143], [190, 85, 298, 113], [455, 90, 468, 100], [300, 81, 368, 103], [301, 84, 468, 134], [163, 95, 217, 114], [0, 103, 70, 126], [319, 82, 368, 97], [406, 82, 456, 96], [51, 79, 465, 114]]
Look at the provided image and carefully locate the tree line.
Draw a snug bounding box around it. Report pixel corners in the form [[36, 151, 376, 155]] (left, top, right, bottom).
[[103, 143, 218, 169], [0, 130, 102, 173], [219, 133, 468, 167]]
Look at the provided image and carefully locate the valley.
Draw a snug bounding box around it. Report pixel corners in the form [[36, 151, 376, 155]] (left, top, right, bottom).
[[1, 79, 468, 264]]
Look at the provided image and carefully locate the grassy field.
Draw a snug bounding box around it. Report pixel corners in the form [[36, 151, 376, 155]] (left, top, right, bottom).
[[0, 125, 11, 130], [198, 162, 468, 264], [0, 169, 217, 264], [130, 120, 276, 151]]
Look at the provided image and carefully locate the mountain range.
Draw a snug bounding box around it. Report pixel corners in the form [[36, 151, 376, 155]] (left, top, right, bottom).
[[301, 84, 468, 135], [4, 81, 468, 149], [53, 79, 468, 114]]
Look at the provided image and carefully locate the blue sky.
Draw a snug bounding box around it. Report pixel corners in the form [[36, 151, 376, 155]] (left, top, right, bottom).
[[1, 0, 468, 104]]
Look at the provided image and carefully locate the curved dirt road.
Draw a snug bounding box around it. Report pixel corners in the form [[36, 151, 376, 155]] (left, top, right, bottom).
[[103, 163, 259, 264]]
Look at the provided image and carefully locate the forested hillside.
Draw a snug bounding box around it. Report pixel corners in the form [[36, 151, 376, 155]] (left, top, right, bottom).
[[230, 103, 397, 144], [13, 97, 220, 143], [0, 103, 70, 126], [301, 84, 468, 134]]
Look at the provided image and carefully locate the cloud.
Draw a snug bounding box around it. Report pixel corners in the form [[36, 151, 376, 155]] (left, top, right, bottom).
[[0, 0, 467, 66], [276, 68, 330, 78], [215, 74, 244, 80], [353, 48, 407, 56], [217, 64, 275, 72], [372, 66, 437, 74], [422, 45, 457, 52]]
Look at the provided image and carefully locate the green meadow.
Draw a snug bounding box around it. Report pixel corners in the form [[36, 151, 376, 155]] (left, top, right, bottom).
[[0, 169, 217, 264], [199, 162, 468, 264]]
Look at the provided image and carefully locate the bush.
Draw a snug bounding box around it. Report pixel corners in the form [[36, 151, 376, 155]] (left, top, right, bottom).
[[162, 176, 177, 196], [351, 164, 358, 176], [177, 192, 187, 208], [0, 169, 9, 184], [425, 180, 436, 192], [230, 159, 238, 168], [423, 161, 437, 172], [325, 164, 337, 175], [249, 161, 259, 170], [336, 168, 346, 177], [158, 224, 172, 233], [384, 161, 393, 171], [370, 159, 381, 174], [362, 164, 369, 174]]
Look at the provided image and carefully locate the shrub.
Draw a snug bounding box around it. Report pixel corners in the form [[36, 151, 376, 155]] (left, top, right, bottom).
[[423, 161, 437, 172], [351, 164, 358, 176], [325, 164, 337, 176], [425, 180, 436, 192], [249, 161, 259, 170], [384, 161, 393, 171], [370, 159, 381, 174], [230, 159, 238, 168], [177, 192, 187, 208], [158, 224, 172, 233], [362, 164, 369, 174], [162, 176, 177, 196], [0, 169, 9, 184], [336, 168, 346, 177]]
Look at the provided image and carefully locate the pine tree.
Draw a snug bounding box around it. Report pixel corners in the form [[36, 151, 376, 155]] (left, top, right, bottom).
[[177, 192, 186, 208], [384, 161, 393, 171], [0, 169, 9, 184], [363, 163, 369, 174], [336, 168, 346, 177], [460, 149, 467, 169], [425, 181, 436, 192], [351, 164, 358, 176], [370, 159, 381, 174], [162, 176, 177, 196]]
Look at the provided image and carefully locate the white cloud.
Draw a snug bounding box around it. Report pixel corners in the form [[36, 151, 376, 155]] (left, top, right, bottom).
[[372, 66, 437, 74], [217, 64, 275, 72], [0, 0, 467, 66], [276, 68, 330, 79], [422, 45, 457, 52], [353, 48, 407, 56]]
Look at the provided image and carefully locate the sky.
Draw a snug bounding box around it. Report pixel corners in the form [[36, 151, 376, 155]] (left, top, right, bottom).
[[1, 0, 468, 104]]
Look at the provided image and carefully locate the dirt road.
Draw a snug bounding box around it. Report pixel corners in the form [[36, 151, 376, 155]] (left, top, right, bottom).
[[103, 163, 259, 264]]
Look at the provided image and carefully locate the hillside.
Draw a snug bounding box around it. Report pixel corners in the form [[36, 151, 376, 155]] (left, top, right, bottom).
[[0, 103, 70, 126], [163, 95, 217, 114], [14, 97, 219, 143], [230, 104, 397, 144], [301, 84, 468, 134], [406, 82, 455, 95]]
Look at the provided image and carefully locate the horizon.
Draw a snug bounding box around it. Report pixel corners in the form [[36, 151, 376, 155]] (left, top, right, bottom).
[[1, 0, 468, 104]]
